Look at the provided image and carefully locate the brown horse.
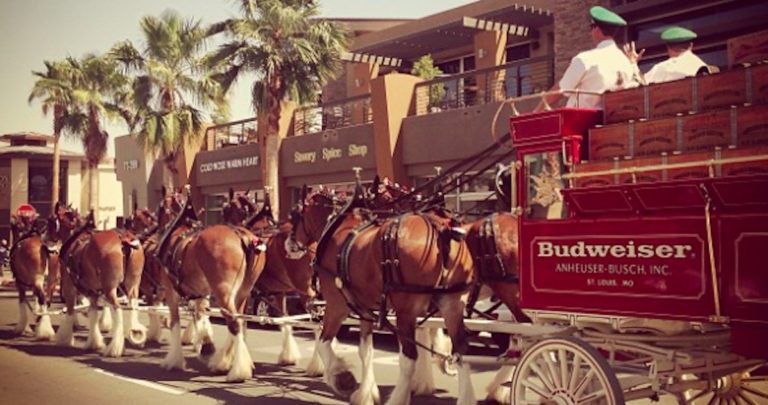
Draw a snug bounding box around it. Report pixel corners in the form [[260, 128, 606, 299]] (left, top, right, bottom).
[[462, 212, 531, 402], [8, 211, 59, 339], [156, 191, 267, 382], [55, 207, 147, 356], [291, 186, 476, 405], [222, 190, 316, 367]]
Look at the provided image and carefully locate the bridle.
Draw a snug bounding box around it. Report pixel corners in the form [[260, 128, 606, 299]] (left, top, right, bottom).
[[289, 192, 341, 249]]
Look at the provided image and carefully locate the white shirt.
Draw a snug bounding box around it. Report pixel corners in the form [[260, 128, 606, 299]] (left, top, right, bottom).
[[559, 39, 638, 109], [644, 50, 707, 84]]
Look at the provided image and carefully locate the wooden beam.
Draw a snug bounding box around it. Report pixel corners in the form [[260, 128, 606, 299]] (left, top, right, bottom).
[[341, 52, 403, 68], [462, 16, 536, 38]]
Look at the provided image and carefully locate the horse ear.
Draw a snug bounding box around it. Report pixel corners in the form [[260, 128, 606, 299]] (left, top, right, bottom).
[[161, 186, 167, 198], [372, 175, 381, 193], [228, 187, 234, 201], [301, 184, 308, 202]]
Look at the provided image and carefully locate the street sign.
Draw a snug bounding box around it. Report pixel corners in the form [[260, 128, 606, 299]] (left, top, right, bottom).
[[16, 204, 36, 217]]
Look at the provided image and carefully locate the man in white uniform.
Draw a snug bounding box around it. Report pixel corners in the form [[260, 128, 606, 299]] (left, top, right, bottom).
[[625, 27, 707, 84], [535, 6, 637, 111]]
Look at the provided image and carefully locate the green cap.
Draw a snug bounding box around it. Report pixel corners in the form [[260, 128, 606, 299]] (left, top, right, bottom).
[[590, 6, 627, 27], [661, 27, 697, 43]]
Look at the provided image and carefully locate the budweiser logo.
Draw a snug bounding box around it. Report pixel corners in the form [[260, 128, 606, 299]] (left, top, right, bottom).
[[536, 241, 693, 259]]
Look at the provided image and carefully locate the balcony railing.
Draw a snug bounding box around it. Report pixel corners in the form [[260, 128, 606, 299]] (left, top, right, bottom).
[[413, 55, 554, 116], [206, 117, 257, 150], [293, 94, 372, 136]]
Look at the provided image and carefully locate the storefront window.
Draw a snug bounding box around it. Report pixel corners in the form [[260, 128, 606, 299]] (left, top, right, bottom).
[[524, 151, 566, 220], [205, 194, 228, 225], [27, 163, 67, 218]]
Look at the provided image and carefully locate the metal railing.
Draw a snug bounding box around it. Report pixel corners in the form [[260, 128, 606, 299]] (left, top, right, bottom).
[[206, 117, 257, 150], [413, 55, 554, 116], [293, 94, 372, 136]]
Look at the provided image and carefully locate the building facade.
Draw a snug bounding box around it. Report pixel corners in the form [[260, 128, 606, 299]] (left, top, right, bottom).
[[0, 132, 124, 240], [113, 0, 768, 223]]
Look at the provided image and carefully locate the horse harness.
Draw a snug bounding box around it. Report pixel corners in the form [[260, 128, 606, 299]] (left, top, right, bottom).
[[314, 211, 471, 328], [160, 222, 265, 300], [473, 213, 518, 284]]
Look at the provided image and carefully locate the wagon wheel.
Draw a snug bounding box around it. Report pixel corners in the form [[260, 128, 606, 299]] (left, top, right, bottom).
[[511, 336, 625, 405], [675, 367, 768, 405]]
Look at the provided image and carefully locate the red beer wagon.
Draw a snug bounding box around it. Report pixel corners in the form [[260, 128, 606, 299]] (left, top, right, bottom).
[[498, 64, 768, 404]]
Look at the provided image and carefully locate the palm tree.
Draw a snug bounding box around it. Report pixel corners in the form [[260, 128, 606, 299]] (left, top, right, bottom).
[[110, 10, 227, 191], [28, 60, 76, 212], [64, 54, 131, 215], [208, 0, 349, 217]]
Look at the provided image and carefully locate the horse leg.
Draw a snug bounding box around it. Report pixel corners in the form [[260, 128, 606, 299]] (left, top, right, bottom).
[[385, 314, 418, 405], [305, 327, 325, 376], [430, 327, 456, 375], [55, 272, 78, 346], [316, 288, 356, 396], [180, 301, 197, 346], [192, 298, 215, 357], [125, 286, 147, 347], [350, 319, 380, 405], [102, 289, 125, 357], [99, 299, 113, 333], [15, 285, 31, 335], [84, 295, 106, 351], [33, 279, 55, 340], [146, 293, 164, 343], [159, 287, 185, 370], [272, 292, 300, 366], [209, 296, 253, 383], [436, 294, 476, 405], [412, 326, 437, 395]]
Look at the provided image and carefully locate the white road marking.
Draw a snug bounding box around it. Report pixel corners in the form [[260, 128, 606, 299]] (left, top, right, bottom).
[[93, 368, 187, 395]]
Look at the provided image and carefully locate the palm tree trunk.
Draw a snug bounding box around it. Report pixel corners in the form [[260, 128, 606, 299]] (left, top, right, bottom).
[[89, 162, 100, 226], [51, 132, 61, 212], [262, 94, 282, 219]]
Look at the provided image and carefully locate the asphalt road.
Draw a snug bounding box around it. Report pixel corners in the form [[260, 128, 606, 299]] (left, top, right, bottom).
[[0, 270, 754, 405]]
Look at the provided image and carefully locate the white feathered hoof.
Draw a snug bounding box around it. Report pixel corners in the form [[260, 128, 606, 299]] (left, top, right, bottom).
[[277, 325, 301, 366], [102, 309, 125, 357], [160, 324, 185, 371], [324, 359, 358, 398], [225, 332, 253, 383], [200, 342, 216, 357], [208, 333, 235, 374], [305, 331, 325, 376], [15, 302, 31, 335], [485, 386, 510, 405], [350, 384, 381, 405], [35, 314, 56, 341], [128, 328, 147, 347], [55, 314, 76, 347], [147, 314, 163, 343]]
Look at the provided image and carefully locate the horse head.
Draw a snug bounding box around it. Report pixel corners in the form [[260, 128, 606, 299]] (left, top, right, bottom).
[[222, 188, 257, 225], [367, 176, 417, 211], [127, 208, 157, 234], [49, 203, 83, 243], [156, 191, 183, 229], [289, 186, 341, 246]]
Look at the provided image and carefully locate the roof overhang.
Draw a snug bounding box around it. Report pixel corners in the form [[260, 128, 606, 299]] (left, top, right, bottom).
[[350, 0, 552, 62]]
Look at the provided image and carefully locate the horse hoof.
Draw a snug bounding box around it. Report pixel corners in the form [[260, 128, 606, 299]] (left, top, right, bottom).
[[200, 342, 215, 357], [336, 371, 359, 396], [440, 358, 458, 376]]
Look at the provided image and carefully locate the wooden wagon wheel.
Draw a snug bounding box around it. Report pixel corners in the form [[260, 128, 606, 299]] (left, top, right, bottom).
[[511, 336, 625, 405], [675, 367, 768, 405]]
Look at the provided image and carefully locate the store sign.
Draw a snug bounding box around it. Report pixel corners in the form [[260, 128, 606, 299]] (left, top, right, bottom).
[[294, 143, 369, 164], [122, 159, 139, 171], [200, 155, 259, 173]]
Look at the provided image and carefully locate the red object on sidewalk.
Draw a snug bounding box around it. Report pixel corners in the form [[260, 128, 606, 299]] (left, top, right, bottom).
[[16, 204, 36, 217]]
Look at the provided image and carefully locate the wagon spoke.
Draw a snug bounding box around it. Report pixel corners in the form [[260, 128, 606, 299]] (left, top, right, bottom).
[[574, 368, 596, 399], [742, 385, 768, 399], [568, 353, 583, 392], [687, 389, 709, 402], [738, 391, 759, 405], [559, 348, 568, 393], [521, 378, 551, 398], [543, 349, 561, 388], [705, 394, 717, 405], [529, 356, 557, 393], [578, 388, 608, 403]]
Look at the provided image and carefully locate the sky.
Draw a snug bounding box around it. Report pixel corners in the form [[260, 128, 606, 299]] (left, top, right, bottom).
[[0, 0, 475, 156]]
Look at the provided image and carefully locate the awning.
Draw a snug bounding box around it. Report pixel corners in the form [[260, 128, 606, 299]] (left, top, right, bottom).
[[351, 0, 553, 62]]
